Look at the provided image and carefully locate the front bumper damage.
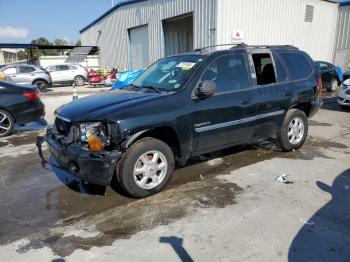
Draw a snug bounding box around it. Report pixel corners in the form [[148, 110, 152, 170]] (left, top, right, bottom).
[[36, 128, 121, 186]]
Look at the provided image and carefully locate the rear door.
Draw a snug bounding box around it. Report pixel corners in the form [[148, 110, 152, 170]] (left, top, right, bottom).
[[248, 50, 289, 138], [16, 66, 36, 85], [191, 52, 256, 154]]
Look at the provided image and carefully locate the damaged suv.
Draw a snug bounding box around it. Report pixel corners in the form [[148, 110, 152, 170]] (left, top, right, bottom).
[[37, 45, 322, 198]]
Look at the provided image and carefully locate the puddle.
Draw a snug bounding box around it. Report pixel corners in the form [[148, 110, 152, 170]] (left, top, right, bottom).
[[15, 178, 242, 256], [3, 131, 40, 146]]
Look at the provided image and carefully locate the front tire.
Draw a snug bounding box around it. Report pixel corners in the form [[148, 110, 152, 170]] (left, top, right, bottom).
[[278, 109, 308, 151], [116, 137, 175, 198], [0, 109, 14, 137]]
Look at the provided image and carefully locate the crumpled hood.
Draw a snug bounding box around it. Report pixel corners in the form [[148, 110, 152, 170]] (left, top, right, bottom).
[[55, 89, 160, 122]]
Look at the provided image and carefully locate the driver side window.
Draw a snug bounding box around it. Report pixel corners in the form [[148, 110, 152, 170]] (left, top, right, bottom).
[[201, 54, 250, 94]]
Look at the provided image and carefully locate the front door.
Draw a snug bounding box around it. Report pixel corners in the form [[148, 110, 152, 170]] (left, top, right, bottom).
[[191, 53, 256, 154]]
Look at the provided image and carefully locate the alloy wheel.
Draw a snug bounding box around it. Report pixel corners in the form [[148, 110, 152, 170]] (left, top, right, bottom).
[[288, 117, 305, 145], [133, 150, 168, 190], [0, 112, 11, 135]]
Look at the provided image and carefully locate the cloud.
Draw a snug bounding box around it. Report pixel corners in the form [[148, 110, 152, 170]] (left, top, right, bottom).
[[0, 26, 29, 39]]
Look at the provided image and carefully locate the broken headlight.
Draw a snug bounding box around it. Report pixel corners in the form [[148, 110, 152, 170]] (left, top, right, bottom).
[[79, 122, 110, 151]]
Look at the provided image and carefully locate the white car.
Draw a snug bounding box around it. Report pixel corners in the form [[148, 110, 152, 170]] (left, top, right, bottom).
[[338, 79, 350, 108], [46, 64, 88, 86]]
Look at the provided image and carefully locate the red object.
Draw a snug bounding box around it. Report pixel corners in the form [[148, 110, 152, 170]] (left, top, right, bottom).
[[88, 70, 97, 78], [23, 90, 40, 100], [106, 73, 116, 79], [89, 76, 105, 84]]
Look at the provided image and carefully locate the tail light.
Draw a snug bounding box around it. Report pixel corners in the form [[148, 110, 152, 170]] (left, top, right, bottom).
[[317, 76, 322, 96], [23, 90, 40, 100]]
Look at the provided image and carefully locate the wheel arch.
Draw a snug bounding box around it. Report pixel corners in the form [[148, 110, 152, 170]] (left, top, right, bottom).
[[123, 126, 182, 165], [32, 78, 49, 85], [0, 107, 16, 122], [289, 102, 312, 117]]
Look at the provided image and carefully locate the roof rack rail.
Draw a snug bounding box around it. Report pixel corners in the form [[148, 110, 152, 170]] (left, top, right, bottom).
[[194, 43, 247, 52], [231, 45, 298, 50]]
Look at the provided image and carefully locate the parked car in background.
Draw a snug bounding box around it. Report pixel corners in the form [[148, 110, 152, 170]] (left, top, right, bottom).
[[37, 45, 322, 198], [0, 64, 52, 92], [338, 78, 350, 108], [46, 64, 88, 86], [0, 80, 45, 137], [343, 70, 350, 81], [315, 61, 343, 92]]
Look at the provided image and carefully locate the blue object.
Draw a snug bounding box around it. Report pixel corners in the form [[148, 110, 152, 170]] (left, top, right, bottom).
[[335, 66, 344, 82], [111, 69, 144, 89]]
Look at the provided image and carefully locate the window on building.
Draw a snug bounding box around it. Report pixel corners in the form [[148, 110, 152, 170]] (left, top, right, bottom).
[[280, 53, 312, 80], [305, 5, 314, 22], [252, 53, 276, 85], [201, 54, 250, 93], [19, 66, 35, 73]]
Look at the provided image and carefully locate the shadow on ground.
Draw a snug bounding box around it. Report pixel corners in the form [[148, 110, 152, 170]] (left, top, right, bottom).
[[288, 169, 350, 261], [160, 236, 194, 262]]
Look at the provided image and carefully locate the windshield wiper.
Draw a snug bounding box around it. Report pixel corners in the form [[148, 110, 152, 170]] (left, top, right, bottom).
[[141, 85, 161, 94]]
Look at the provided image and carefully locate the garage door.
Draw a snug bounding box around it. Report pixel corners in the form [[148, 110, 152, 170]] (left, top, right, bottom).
[[129, 25, 149, 70]]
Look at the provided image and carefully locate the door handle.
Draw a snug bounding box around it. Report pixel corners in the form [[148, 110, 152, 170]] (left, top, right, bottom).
[[241, 98, 250, 105]]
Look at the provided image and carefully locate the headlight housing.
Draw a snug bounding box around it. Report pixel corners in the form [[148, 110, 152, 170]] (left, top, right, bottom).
[[79, 122, 110, 151]]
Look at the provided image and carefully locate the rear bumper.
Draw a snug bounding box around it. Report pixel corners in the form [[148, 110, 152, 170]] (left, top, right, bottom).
[[15, 100, 45, 124], [37, 129, 121, 186], [309, 97, 323, 118]]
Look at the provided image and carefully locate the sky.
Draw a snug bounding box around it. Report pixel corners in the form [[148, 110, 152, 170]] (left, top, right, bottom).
[[0, 0, 118, 44]]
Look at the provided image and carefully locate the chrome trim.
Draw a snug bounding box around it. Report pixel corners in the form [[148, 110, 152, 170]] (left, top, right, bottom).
[[54, 112, 71, 122], [195, 110, 285, 132]]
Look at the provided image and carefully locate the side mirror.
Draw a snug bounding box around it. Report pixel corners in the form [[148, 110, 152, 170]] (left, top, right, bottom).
[[195, 80, 216, 99]]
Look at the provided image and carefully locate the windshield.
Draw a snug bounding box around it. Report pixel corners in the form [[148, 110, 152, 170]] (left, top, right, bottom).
[[132, 55, 205, 91]]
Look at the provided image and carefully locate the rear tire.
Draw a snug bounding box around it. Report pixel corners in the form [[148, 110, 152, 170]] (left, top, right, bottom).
[[0, 109, 14, 137], [33, 80, 48, 92], [74, 75, 85, 86], [278, 109, 308, 151], [116, 137, 175, 198]]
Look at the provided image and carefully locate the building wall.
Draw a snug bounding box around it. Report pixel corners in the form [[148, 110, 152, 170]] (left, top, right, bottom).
[[335, 5, 350, 70], [81, 0, 216, 69], [39, 55, 100, 70], [216, 0, 339, 62]]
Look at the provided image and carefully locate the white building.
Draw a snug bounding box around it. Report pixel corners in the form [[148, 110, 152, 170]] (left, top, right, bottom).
[[80, 0, 350, 70]]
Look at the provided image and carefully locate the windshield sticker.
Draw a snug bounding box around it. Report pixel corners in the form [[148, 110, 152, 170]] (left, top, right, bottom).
[[177, 62, 196, 71]]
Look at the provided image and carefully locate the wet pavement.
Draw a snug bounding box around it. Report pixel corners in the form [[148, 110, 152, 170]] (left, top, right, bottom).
[[0, 92, 350, 260]]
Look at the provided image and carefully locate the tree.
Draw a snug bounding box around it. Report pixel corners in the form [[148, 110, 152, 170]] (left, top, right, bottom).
[[54, 38, 69, 55], [75, 40, 82, 46], [17, 50, 28, 61]]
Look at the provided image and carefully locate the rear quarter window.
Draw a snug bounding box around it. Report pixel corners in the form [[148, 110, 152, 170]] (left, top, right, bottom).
[[280, 52, 312, 80]]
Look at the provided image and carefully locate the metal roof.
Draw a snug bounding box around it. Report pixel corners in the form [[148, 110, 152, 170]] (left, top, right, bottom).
[[80, 0, 350, 34], [79, 0, 148, 33], [0, 43, 98, 51]]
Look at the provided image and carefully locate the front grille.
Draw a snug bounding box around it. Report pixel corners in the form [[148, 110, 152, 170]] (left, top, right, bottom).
[[55, 117, 72, 137]]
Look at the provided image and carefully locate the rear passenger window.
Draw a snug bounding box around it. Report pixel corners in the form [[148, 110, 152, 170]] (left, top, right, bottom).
[[252, 53, 276, 85], [280, 53, 312, 80], [201, 54, 250, 93], [19, 66, 35, 73]]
